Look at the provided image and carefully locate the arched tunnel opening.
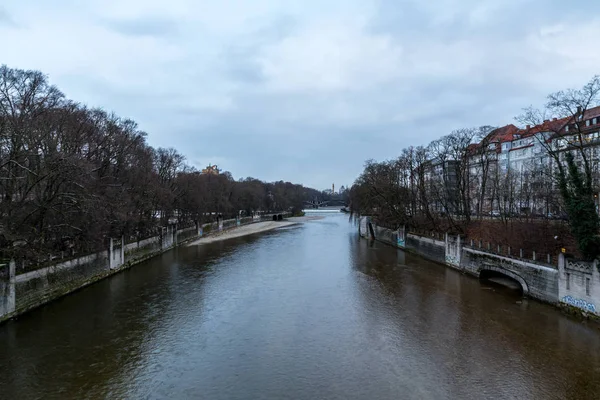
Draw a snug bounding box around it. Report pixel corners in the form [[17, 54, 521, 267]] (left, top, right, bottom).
[[277, 214, 283, 221], [272, 215, 278, 221], [479, 270, 524, 295]]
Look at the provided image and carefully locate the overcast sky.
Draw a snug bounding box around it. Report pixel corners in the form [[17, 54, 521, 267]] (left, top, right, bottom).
[[2, 0, 599, 190]]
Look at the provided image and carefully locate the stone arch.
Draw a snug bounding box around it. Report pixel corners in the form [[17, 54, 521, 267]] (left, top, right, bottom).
[[479, 265, 529, 295]]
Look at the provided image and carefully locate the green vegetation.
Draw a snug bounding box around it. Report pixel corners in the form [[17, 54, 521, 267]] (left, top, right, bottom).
[[558, 153, 600, 260]]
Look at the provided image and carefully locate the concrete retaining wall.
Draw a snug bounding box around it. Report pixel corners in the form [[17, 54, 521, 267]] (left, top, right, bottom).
[[558, 256, 600, 317], [358, 216, 560, 305], [373, 225, 396, 246], [461, 248, 558, 303], [15, 251, 110, 314], [1, 212, 291, 324], [406, 234, 446, 266], [0, 261, 15, 318]]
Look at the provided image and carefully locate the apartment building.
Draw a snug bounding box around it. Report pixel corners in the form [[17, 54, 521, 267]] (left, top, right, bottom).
[[468, 106, 600, 216], [551, 106, 600, 213], [422, 158, 460, 214], [467, 125, 518, 215]]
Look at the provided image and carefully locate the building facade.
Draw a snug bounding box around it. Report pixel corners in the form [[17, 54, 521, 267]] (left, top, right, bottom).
[[467, 106, 600, 216]]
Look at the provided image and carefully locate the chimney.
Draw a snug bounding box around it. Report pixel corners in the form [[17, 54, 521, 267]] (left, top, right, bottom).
[[543, 119, 549, 123], [577, 106, 582, 114], [552, 117, 557, 121], [526, 125, 531, 129]]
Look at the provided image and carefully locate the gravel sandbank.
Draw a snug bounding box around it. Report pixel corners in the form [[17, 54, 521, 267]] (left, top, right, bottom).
[[187, 216, 323, 245]]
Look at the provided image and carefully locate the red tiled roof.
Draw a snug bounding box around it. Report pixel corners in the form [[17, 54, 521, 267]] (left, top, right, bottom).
[[486, 124, 519, 143], [481, 124, 519, 153], [465, 106, 600, 153], [581, 105, 600, 120], [466, 125, 520, 155], [540, 105, 600, 141], [510, 117, 570, 143]]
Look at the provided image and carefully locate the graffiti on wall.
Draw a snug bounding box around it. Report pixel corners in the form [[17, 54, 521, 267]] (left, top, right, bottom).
[[445, 255, 460, 267], [561, 296, 597, 313], [397, 228, 405, 248]]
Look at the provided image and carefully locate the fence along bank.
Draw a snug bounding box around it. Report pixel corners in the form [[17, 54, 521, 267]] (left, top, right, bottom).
[[0, 213, 290, 324], [358, 216, 600, 319]]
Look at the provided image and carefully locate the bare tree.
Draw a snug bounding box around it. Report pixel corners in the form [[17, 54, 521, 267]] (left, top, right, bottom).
[[517, 75, 600, 259], [0, 65, 319, 265]]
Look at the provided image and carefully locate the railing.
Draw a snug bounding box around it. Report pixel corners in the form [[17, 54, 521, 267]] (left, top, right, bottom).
[[463, 238, 557, 267]]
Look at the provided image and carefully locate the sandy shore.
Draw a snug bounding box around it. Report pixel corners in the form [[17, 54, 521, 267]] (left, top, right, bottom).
[[187, 216, 323, 246]]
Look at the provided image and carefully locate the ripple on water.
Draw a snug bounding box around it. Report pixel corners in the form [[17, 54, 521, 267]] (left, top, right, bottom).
[[0, 214, 600, 399]]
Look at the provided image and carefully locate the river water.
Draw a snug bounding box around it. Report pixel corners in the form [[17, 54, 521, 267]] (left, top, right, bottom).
[[1, 213, 600, 399]]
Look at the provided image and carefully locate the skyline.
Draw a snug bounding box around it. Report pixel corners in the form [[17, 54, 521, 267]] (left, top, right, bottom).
[[2, 0, 600, 188]]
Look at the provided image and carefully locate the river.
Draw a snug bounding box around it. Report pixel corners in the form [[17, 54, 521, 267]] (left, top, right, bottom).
[[1, 213, 600, 399]]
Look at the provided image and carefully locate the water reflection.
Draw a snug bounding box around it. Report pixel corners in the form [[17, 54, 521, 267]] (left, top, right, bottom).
[[349, 236, 600, 399], [0, 214, 599, 399]]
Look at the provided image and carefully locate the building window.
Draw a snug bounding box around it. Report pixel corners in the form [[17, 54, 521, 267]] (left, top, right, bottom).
[[586, 278, 591, 296], [594, 118, 598, 125], [586, 120, 591, 127], [566, 273, 571, 290], [565, 125, 569, 132]]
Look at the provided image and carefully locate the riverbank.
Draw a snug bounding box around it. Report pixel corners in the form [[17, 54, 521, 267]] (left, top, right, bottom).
[[358, 216, 600, 322], [4, 213, 600, 399], [187, 216, 323, 245], [0, 213, 293, 324], [188, 221, 297, 245]]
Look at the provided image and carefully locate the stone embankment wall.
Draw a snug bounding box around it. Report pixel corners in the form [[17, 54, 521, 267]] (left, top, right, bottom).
[[0, 213, 290, 323], [460, 247, 558, 303], [406, 234, 446, 265], [358, 217, 573, 312], [558, 256, 599, 317]]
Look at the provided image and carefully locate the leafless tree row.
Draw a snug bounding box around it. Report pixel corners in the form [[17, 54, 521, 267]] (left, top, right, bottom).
[[351, 76, 600, 259], [0, 65, 318, 262]]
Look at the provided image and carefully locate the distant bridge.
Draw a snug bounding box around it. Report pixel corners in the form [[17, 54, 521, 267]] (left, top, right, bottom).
[[304, 199, 347, 209]]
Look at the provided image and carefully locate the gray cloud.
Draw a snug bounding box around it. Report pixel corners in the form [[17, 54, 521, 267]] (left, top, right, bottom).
[[219, 15, 300, 85], [102, 16, 178, 38], [0, 6, 17, 28], [1, 0, 599, 190], [220, 45, 265, 84]]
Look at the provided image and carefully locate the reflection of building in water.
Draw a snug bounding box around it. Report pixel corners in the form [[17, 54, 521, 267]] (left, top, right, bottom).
[[201, 164, 220, 175]]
